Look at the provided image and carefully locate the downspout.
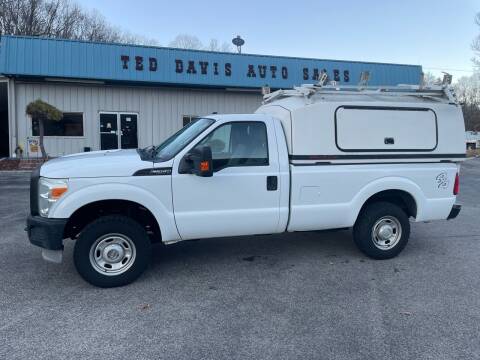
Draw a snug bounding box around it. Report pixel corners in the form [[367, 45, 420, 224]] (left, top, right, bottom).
[[7, 77, 17, 157]]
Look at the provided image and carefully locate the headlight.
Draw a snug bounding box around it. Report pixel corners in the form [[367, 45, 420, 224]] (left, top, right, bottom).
[[38, 177, 68, 217]]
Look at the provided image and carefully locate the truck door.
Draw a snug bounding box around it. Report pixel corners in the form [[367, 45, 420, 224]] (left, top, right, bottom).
[[172, 119, 281, 240]]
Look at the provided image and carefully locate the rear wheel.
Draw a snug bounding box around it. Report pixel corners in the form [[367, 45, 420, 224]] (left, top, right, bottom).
[[74, 215, 151, 287], [353, 202, 410, 259]]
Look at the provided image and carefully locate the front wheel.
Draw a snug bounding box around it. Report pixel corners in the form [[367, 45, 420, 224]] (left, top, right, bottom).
[[353, 202, 410, 259], [74, 215, 151, 287]]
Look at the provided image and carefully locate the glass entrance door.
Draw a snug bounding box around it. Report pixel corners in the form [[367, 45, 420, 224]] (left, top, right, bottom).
[[100, 113, 138, 150], [120, 114, 138, 149], [100, 113, 118, 150]]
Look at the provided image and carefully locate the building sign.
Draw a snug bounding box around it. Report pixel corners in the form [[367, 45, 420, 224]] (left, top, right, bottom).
[[27, 138, 39, 154], [0, 36, 423, 89], [120, 55, 352, 83]]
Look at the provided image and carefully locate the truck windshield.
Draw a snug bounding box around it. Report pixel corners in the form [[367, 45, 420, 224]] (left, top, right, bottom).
[[152, 118, 215, 161]]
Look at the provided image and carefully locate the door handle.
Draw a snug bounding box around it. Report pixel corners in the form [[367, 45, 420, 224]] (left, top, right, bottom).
[[266, 176, 278, 191]]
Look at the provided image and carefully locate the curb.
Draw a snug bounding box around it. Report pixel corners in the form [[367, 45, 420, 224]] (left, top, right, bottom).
[[0, 170, 32, 174]]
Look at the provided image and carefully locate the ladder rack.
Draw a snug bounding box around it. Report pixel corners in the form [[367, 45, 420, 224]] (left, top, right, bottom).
[[262, 83, 458, 105]]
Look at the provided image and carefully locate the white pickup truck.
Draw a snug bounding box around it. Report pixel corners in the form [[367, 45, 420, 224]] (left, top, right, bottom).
[[27, 84, 465, 287]]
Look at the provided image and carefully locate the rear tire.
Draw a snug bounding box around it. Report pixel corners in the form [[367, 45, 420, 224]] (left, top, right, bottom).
[[353, 202, 410, 259], [74, 215, 151, 288]]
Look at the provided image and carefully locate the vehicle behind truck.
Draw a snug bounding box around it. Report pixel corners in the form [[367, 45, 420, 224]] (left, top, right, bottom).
[[26, 83, 465, 287]]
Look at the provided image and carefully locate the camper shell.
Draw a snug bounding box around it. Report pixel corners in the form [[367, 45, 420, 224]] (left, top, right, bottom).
[[256, 84, 466, 164]]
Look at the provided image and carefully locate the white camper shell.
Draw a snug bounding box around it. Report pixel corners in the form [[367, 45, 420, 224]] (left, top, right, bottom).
[[257, 84, 465, 164]]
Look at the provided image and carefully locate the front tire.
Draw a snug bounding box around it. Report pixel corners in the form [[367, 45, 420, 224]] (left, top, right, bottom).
[[353, 202, 410, 259], [74, 215, 151, 287]]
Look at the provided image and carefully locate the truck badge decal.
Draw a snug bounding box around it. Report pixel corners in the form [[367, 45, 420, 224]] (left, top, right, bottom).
[[436, 172, 449, 189], [133, 168, 172, 176]]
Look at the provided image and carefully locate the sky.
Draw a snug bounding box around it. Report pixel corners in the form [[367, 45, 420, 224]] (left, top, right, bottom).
[[78, 0, 479, 81]]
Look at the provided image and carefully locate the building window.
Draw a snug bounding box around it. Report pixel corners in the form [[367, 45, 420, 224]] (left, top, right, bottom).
[[32, 112, 84, 137], [183, 115, 198, 127]]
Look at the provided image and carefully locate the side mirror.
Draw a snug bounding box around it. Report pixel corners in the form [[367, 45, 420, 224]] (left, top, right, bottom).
[[179, 146, 213, 177]]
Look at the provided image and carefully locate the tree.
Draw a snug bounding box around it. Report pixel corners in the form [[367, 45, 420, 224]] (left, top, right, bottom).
[[169, 34, 232, 52], [26, 99, 62, 159], [454, 74, 480, 131], [205, 38, 219, 51], [473, 12, 480, 68], [0, 0, 158, 45], [169, 34, 203, 50], [423, 72, 441, 86], [205, 38, 232, 52]]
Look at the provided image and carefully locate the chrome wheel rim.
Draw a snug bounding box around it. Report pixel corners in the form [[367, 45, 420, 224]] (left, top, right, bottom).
[[89, 233, 136, 276], [371, 216, 402, 250]]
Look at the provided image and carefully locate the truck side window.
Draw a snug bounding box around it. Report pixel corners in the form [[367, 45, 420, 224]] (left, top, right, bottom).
[[196, 121, 269, 171]]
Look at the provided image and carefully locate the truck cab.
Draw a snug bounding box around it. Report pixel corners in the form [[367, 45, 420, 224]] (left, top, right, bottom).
[[27, 84, 465, 287]]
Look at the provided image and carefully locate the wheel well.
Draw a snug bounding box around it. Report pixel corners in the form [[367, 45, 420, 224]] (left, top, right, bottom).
[[361, 190, 417, 219], [64, 200, 161, 243]]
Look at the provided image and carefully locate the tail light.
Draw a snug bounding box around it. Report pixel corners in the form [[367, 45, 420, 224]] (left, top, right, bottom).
[[453, 173, 460, 195]]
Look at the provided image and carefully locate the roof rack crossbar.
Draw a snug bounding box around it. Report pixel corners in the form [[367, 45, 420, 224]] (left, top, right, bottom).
[[262, 83, 457, 105]]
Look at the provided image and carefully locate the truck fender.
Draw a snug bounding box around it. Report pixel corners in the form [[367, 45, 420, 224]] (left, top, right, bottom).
[[349, 176, 426, 224], [49, 183, 180, 242]]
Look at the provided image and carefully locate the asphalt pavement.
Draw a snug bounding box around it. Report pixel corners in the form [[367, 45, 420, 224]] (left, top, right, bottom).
[[0, 159, 479, 360]]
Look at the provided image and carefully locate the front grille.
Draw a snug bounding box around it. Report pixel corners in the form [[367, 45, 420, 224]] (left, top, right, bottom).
[[30, 166, 40, 216]]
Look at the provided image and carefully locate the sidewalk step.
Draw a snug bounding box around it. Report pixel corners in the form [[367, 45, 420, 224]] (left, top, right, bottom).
[[0, 159, 47, 171]]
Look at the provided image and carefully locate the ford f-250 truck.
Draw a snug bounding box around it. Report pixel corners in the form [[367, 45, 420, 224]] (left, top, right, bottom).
[[26, 84, 465, 287]]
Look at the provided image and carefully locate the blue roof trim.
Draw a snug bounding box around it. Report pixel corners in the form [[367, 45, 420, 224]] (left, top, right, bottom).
[[0, 35, 422, 88]]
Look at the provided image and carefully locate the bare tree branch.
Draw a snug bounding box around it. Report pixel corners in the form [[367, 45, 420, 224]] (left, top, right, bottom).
[[169, 34, 203, 50], [0, 0, 233, 51], [0, 0, 158, 45], [454, 73, 480, 131], [169, 34, 233, 52], [473, 12, 480, 67], [423, 72, 441, 86]]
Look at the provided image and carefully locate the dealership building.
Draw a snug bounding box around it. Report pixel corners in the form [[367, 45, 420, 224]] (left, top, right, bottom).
[[0, 35, 423, 158]]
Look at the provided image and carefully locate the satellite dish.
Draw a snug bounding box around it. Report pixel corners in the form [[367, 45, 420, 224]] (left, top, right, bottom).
[[232, 35, 245, 53]]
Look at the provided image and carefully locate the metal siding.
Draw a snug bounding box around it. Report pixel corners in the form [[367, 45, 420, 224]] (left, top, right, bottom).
[[15, 81, 262, 157], [1, 36, 422, 88]]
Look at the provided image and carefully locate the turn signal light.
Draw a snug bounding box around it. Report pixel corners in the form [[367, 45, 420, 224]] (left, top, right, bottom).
[[453, 173, 459, 195], [200, 161, 210, 172], [51, 186, 68, 199]]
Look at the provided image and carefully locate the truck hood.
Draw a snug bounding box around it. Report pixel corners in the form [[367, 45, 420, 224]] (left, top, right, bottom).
[[40, 149, 153, 178]]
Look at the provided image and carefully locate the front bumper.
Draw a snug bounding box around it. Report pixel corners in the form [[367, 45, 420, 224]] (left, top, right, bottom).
[[26, 215, 67, 250], [447, 204, 461, 220]]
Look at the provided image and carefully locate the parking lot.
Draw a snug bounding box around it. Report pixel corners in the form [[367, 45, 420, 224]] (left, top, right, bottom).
[[0, 158, 479, 360]]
